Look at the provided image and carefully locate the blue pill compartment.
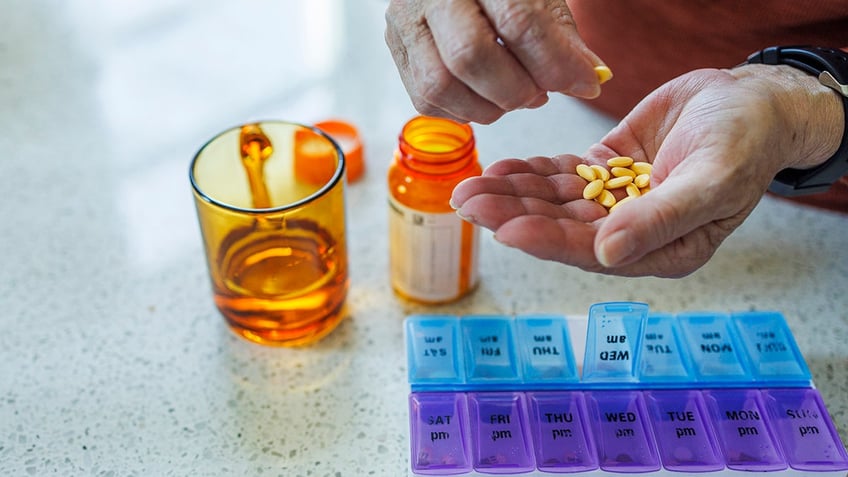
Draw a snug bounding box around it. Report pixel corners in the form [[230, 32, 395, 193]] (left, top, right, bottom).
[[514, 315, 579, 385], [678, 312, 752, 382], [460, 315, 522, 387], [638, 313, 696, 384], [731, 311, 812, 384], [405, 305, 814, 391], [582, 302, 648, 383], [406, 315, 465, 387]]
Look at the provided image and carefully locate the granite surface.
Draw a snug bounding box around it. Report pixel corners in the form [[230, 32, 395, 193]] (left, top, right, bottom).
[[1, 1, 846, 476]]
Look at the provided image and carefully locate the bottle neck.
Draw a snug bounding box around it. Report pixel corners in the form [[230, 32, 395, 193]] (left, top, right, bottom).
[[397, 116, 476, 175]]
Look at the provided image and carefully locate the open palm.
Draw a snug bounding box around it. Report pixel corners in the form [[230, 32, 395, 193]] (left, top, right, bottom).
[[452, 68, 788, 277]]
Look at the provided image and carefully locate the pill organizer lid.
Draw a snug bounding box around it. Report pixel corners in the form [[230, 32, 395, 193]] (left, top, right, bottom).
[[730, 311, 812, 383], [638, 313, 696, 384], [582, 302, 648, 383], [405, 315, 465, 387], [459, 315, 522, 387], [677, 311, 754, 383], [514, 314, 579, 383]]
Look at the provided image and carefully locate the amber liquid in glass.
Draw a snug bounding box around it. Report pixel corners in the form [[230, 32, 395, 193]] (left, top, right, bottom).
[[210, 125, 347, 346]]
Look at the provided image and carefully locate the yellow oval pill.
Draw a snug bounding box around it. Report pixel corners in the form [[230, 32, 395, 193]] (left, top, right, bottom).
[[608, 195, 634, 213], [597, 189, 616, 208], [605, 176, 633, 189], [607, 156, 634, 168], [640, 186, 651, 194], [594, 65, 613, 85], [634, 173, 651, 189], [583, 179, 605, 200], [626, 183, 641, 198], [575, 164, 596, 182], [590, 165, 610, 182], [630, 161, 653, 175], [611, 166, 636, 178]]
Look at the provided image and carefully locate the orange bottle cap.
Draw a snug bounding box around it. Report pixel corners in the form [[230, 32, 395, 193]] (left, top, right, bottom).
[[293, 128, 336, 186], [315, 119, 364, 183]]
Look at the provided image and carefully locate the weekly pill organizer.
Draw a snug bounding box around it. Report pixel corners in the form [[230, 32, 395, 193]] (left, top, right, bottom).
[[403, 302, 848, 476]]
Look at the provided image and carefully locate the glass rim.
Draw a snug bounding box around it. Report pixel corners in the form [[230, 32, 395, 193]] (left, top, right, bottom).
[[189, 120, 346, 214]]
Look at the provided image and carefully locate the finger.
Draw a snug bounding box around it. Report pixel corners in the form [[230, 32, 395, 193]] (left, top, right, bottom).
[[457, 194, 605, 230], [496, 213, 716, 278], [478, 0, 604, 98], [386, 1, 506, 123], [451, 172, 589, 208], [483, 154, 584, 177], [603, 226, 724, 278], [482, 158, 538, 176], [494, 215, 602, 271], [452, 155, 587, 208], [594, 163, 738, 268], [426, 0, 545, 113]]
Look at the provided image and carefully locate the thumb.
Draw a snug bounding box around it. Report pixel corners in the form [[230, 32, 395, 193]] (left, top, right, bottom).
[[593, 175, 715, 268], [481, 0, 608, 98]]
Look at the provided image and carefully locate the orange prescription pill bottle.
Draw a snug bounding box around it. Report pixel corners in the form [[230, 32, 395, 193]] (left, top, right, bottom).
[[388, 116, 482, 303]]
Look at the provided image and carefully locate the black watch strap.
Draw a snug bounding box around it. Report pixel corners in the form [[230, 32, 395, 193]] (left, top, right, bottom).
[[745, 46, 848, 196]]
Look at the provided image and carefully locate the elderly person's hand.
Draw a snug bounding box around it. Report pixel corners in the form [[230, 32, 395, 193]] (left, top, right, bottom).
[[450, 65, 844, 277], [384, 0, 606, 124]]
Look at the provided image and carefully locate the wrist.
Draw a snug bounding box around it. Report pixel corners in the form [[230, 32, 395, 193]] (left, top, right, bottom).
[[729, 63, 844, 172]]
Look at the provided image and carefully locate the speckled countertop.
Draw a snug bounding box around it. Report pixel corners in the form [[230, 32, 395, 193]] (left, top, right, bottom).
[[2, 1, 846, 476]]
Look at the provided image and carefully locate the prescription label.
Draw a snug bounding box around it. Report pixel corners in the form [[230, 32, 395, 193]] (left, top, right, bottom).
[[389, 197, 478, 302]]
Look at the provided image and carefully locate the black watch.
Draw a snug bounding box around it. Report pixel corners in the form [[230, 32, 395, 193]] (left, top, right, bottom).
[[744, 45, 848, 196]]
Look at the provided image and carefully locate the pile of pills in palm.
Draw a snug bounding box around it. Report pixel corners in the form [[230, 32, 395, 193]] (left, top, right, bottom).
[[576, 156, 652, 213]]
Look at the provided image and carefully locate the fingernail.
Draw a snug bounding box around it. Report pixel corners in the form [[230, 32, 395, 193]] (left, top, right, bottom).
[[568, 81, 601, 99], [455, 208, 474, 223], [523, 93, 549, 109], [596, 229, 635, 267]]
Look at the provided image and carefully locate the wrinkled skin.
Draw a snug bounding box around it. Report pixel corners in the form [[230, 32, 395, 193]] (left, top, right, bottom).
[[450, 67, 841, 277], [385, 0, 603, 124], [385, 0, 843, 277]]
